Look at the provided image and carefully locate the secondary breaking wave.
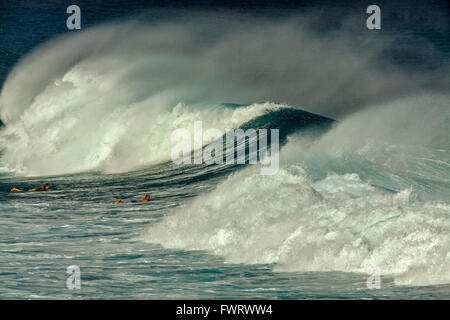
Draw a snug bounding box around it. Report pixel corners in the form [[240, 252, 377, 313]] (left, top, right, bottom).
[[144, 165, 450, 286]]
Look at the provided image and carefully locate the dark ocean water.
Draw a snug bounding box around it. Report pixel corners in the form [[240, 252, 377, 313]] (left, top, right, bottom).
[[0, 0, 449, 299]]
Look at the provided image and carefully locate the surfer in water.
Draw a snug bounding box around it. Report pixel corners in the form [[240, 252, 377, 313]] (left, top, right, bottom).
[[115, 194, 151, 204], [32, 183, 50, 191], [141, 194, 151, 202], [11, 183, 50, 192], [134, 194, 151, 203], [10, 183, 50, 192]]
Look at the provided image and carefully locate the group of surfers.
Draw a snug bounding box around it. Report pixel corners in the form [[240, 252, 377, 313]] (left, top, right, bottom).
[[10, 184, 151, 203]]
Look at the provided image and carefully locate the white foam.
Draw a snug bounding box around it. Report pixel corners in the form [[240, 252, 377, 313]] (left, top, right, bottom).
[[144, 163, 450, 286]]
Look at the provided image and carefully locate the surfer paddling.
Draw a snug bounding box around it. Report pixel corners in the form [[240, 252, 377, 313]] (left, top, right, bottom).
[[31, 183, 50, 191], [10, 183, 50, 192], [115, 194, 151, 204], [133, 194, 151, 203]]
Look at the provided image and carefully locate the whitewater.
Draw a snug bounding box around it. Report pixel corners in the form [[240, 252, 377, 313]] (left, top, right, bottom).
[[0, 17, 449, 299], [144, 95, 450, 287]]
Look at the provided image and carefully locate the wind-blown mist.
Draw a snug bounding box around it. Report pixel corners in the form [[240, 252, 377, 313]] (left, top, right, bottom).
[[0, 14, 448, 176]]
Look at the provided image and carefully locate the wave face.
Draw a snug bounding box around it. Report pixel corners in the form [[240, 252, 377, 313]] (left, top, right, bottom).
[[144, 94, 450, 286]]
